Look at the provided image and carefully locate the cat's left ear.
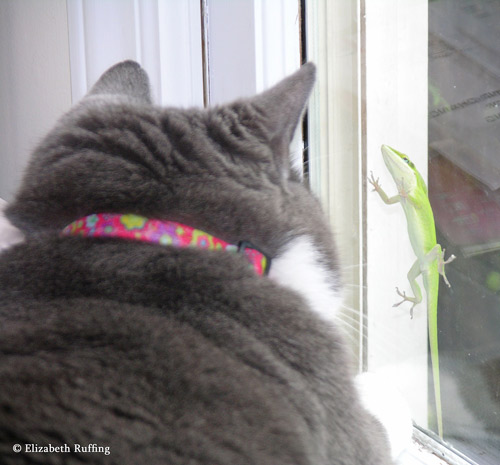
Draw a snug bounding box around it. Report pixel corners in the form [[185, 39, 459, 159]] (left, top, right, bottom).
[[86, 60, 152, 104], [250, 62, 316, 177]]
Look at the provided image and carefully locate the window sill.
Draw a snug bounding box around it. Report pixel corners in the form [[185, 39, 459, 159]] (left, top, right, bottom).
[[397, 427, 479, 465]]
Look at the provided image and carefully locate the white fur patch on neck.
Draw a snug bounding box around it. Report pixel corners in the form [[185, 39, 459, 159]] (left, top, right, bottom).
[[268, 235, 342, 324]]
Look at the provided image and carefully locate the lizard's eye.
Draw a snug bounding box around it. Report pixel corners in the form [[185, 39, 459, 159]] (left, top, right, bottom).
[[402, 157, 410, 164]]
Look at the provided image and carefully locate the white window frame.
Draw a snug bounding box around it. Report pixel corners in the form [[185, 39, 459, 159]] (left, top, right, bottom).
[[66, 0, 301, 107], [67, 0, 205, 107], [364, 0, 429, 429], [0, 0, 301, 200], [307, 0, 428, 419]]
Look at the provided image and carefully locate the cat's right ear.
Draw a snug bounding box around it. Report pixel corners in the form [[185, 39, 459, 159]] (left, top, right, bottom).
[[248, 63, 316, 178], [86, 60, 152, 104]]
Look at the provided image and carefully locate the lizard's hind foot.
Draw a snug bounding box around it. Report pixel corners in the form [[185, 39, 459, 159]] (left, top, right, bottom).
[[393, 287, 418, 319], [439, 248, 456, 287]]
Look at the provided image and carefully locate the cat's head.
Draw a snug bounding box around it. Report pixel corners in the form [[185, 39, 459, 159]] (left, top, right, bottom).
[[6, 61, 335, 261]]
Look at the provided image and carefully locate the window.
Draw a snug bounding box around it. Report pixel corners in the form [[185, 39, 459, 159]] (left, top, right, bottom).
[[428, 0, 500, 461], [307, 0, 500, 463]]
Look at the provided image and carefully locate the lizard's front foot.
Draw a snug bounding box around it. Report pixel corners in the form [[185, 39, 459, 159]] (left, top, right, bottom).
[[368, 172, 382, 192]]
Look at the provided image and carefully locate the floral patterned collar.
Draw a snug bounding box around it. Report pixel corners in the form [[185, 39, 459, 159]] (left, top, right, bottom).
[[61, 213, 271, 276]]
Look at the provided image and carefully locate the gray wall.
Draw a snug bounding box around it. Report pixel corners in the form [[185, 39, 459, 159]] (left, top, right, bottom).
[[0, 0, 72, 201]]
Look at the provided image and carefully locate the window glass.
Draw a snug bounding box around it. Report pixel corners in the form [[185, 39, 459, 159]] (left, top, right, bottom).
[[429, 0, 500, 460], [307, 0, 500, 461]]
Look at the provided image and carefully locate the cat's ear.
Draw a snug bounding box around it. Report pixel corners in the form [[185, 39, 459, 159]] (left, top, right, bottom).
[[86, 60, 152, 104], [250, 62, 316, 176]]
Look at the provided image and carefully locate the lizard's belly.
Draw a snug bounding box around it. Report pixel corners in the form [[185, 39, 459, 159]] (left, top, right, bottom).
[[403, 206, 437, 260]]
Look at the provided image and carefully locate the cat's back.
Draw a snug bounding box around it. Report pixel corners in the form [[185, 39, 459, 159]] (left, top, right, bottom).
[[0, 235, 350, 465]]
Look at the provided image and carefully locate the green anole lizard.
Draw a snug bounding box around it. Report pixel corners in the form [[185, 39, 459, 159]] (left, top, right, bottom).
[[369, 144, 456, 438]]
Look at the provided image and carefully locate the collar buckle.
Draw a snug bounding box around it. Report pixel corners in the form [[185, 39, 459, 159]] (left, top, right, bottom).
[[237, 241, 272, 276]]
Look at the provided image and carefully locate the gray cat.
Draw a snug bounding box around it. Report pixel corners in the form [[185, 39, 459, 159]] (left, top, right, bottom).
[[0, 61, 393, 464]]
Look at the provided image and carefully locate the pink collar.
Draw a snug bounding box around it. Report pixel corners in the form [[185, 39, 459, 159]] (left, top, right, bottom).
[[61, 213, 270, 276]]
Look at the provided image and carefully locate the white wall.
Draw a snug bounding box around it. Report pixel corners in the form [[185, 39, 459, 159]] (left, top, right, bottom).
[[0, 0, 72, 201]]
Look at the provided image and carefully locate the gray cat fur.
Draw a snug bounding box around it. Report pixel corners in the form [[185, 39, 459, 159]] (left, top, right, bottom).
[[0, 61, 392, 464]]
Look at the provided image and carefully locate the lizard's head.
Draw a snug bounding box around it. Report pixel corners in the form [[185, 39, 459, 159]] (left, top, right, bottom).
[[380, 145, 426, 195]]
